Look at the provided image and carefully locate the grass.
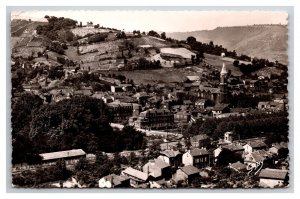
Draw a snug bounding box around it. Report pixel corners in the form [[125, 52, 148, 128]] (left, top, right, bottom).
[[71, 27, 111, 37], [102, 67, 200, 85], [160, 47, 196, 59], [203, 53, 243, 76]]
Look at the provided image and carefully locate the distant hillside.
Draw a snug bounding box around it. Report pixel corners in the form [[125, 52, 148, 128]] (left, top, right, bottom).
[[167, 25, 288, 64]]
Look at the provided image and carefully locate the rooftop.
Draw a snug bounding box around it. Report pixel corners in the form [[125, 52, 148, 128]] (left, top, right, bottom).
[[259, 168, 288, 180], [181, 165, 199, 176], [39, 149, 86, 161], [122, 167, 148, 181], [189, 148, 209, 157], [160, 150, 181, 158]]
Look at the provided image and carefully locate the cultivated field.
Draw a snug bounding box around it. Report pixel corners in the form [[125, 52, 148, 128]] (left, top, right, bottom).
[[203, 53, 243, 76], [160, 47, 196, 59], [13, 46, 46, 58], [71, 27, 111, 37], [103, 67, 200, 85], [78, 41, 120, 54], [131, 36, 170, 48]]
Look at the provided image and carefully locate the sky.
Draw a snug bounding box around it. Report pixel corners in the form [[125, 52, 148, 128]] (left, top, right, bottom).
[[11, 10, 288, 32]]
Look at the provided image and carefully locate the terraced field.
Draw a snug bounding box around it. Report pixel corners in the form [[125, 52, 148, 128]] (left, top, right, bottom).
[[71, 27, 111, 37]]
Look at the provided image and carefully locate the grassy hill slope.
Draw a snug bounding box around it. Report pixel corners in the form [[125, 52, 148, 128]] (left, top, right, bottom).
[[167, 25, 288, 64]]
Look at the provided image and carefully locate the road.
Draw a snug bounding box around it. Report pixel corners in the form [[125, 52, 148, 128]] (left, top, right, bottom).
[[110, 123, 182, 138]]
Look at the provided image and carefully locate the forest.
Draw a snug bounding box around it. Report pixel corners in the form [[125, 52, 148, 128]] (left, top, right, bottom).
[[11, 94, 146, 164]]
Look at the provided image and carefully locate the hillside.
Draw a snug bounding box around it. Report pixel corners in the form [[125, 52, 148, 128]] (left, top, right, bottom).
[[167, 25, 288, 64]]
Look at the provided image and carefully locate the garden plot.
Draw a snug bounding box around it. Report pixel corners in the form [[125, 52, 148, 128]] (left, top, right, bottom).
[[71, 27, 111, 37]]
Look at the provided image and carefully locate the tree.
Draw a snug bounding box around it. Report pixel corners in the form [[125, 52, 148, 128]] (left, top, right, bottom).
[[186, 36, 196, 44], [184, 138, 191, 150], [233, 60, 240, 67], [147, 30, 160, 38], [160, 32, 166, 40]]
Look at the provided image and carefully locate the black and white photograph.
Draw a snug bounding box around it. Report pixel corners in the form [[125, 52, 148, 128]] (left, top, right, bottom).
[[9, 8, 291, 190]]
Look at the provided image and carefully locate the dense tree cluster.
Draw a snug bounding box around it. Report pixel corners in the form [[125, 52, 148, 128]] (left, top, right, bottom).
[[134, 57, 162, 70], [234, 57, 280, 74], [184, 111, 288, 143], [12, 159, 71, 187], [147, 30, 160, 38], [87, 33, 109, 44], [12, 95, 146, 164], [36, 16, 77, 41]]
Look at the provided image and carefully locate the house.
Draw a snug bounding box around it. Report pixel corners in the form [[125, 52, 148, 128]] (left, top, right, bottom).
[[149, 179, 168, 188], [111, 85, 123, 93], [182, 149, 210, 169], [158, 150, 182, 168], [258, 101, 285, 112], [98, 174, 130, 188], [243, 140, 267, 155], [174, 110, 191, 124], [229, 161, 247, 172], [107, 102, 139, 123], [143, 158, 172, 180], [244, 150, 273, 168], [173, 165, 199, 184], [259, 168, 288, 188], [215, 112, 242, 119], [195, 99, 208, 109], [121, 167, 148, 187], [133, 109, 174, 130], [269, 143, 287, 155], [212, 104, 230, 117], [190, 134, 210, 148], [39, 149, 86, 166], [186, 75, 200, 82], [160, 141, 182, 151], [214, 143, 244, 163]]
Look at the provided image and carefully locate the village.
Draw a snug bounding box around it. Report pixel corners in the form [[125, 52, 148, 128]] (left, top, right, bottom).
[[11, 16, 289, 189]]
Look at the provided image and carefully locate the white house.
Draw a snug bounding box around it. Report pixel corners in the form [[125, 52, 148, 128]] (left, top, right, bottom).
[[98, 174, 130, 188], [243, 140, 267, 156], [182, 149, 210, 169]]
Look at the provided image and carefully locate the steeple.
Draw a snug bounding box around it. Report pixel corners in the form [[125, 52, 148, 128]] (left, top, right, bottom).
[[219, 62, 228, 103], [221, 62, 227, 75]]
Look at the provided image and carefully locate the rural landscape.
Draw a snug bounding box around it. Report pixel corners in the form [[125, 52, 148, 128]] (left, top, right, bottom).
[[10, 11, 289, 189]]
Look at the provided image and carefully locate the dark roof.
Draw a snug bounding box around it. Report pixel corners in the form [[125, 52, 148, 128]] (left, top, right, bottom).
[[191, 134, 209, 142], [222, 144, 244, 152], [181, 165, 199, 176], [213, 104, 229, 111], [102, 174, 129, 186], [160, 150, 181, 158], [230, 161, 247, 171], [247, 140, 267, 148], [189, 148, 209, 157], [251, 150, 272, 162], [259, 168, 288, 180]]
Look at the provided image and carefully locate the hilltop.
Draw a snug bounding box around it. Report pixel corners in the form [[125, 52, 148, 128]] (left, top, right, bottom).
[[167, 25, 288, 64]]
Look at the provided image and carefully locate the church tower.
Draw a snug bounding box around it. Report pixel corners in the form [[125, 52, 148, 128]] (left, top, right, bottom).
[[219, 62, 228, 103]]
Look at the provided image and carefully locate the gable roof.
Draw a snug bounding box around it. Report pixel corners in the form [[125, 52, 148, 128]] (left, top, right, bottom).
[[102, 174, 129, 186], [223, 144, 244, 152], [191, 134, 209, 142], [181, 165, 199, 176], [230, 161, 247, 171], [247, 140, 267, 148], [251, 150, 272, 162], [122, 167, 148, 181], [160, 150, 181, 158], [39, 149, 86, 161], [259, 168, 288, 180], [189, 148, 209, 157]]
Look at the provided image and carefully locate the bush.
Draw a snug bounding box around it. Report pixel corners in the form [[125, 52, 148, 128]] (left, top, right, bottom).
[[88, 33, 108, 44]]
